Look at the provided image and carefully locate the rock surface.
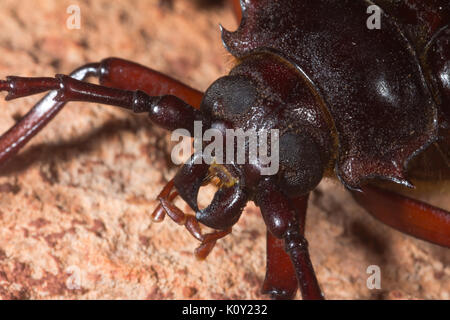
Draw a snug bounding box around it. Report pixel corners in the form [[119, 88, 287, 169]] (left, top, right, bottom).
[[0, 0, 448, 300]]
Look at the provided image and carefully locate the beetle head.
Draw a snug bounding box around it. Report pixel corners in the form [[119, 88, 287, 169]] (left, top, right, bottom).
[[198, 53, 332, 198], [176, 53, 333, 230]]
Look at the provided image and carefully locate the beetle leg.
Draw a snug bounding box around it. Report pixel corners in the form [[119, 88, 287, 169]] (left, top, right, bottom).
[[261, 192, 310, 300], [193, 227, 232, 260], [262, 231, 298, 300], [98, 58, 203, 109], [0, 58, 204, 167], [0, 64, 98, 166], [151, 188, 179, 223], [0, 73, 203, 133], [256, 179, 324, 300], [351, 185, 450, 248]]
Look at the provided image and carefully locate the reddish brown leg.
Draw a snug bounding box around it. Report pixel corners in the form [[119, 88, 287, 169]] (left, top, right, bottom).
[[262, 232, 298, 300], [352, 185, 450, 247], [261, 194, 311, 299], [0, 64, 99, 165], [99, 58, 203, 109], [151, 188, 178, 223], [0, 73, 204, 131], [256, 180, 323, 300], [0, 58, 204, 166]]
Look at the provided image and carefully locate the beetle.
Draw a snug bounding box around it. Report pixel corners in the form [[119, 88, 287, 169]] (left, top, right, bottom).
[[0, 0, 448, 299]]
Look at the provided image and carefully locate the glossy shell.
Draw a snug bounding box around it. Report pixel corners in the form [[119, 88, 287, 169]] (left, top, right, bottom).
[[222, 0, 449, 188]]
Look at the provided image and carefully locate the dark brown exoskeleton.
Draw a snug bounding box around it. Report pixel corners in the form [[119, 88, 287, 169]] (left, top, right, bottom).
[[0, 0, 449, 299]]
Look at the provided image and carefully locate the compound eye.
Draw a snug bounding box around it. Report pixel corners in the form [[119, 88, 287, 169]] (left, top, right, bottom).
[[201, 75, 257, 120], [278, 132, 324, 197]]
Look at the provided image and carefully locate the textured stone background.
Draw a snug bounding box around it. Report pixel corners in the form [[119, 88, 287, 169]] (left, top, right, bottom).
[[0, 0, 448, 300]]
